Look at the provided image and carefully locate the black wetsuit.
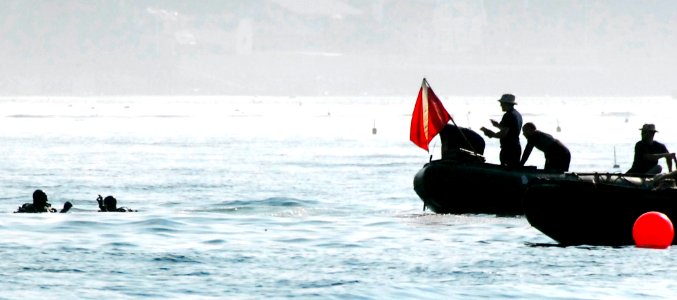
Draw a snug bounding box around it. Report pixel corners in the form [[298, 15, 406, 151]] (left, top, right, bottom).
[[15, 203, 57, 213]]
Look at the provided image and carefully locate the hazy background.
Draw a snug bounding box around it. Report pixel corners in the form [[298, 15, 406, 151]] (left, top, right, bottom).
[[1, 0, 676, 97]]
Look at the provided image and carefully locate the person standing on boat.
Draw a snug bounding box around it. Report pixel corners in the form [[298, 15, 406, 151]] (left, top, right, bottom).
[[520, 122, 571, 172], [480, 94, 522, 168], [627, 124, 676, 175]]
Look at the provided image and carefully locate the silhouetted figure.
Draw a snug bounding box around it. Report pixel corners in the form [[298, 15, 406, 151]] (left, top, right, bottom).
[[439, 124, 485, 159], [97, 195, 136, 212], [15, 189, 72, 213], [480, 94, 523, 167], [627, 124, 676, 175], [520, 122, 571, 172]]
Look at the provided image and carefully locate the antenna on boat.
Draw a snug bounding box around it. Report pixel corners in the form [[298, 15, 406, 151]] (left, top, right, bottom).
[[429, 142, 437, 162], [613, 146, 620, 168], [450, 118, 477, 154]]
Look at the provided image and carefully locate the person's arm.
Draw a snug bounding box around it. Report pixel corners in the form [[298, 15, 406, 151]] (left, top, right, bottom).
[[96, 195, 106, 211], [664, 152, 676, 172], [480, 119, 507, 139], [642, 152, 674, 160], [60, 201, 72, 213], [490, 119, 509, 139], [479, 126, 495, 138], [492, 126, 509, 139], [643, 145, 676, 171], [520, 142, 534, 166], [667, 155, 673, 172]]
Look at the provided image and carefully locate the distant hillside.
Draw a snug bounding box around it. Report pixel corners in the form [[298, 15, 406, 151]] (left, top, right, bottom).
[[0, 0, 676, 96]]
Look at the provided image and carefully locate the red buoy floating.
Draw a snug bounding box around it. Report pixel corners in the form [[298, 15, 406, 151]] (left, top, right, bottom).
[[633, 211, 674, 249]]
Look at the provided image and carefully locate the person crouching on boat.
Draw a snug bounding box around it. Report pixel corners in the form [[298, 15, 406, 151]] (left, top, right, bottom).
[[627, 124, 676, 175], [97, 195, 136, 212], [15, 189, 73, 213], [519, 122, 571, 172]]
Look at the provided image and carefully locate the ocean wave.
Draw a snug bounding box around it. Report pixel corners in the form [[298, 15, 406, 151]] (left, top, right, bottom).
[[220, 197, 319, 209], [152, 254, 201, 264]]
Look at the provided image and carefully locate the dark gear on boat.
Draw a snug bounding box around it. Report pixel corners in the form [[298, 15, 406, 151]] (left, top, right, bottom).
[[439, 124, 485, 158]]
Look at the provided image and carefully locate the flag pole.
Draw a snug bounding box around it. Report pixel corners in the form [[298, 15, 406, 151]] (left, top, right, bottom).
[[422, 78, 430, 155], [421, 78, 434, 202], [450, 115, 478, 155], [410, 77, 453, 154], [428, 78, 477, 155]]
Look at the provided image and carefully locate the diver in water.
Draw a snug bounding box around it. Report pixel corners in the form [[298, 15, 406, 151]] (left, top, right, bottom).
[[96, 195, 136, 212], [15, 189, 72, 213]]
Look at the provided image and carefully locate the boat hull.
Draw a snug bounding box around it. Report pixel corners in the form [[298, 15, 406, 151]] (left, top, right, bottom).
[[524, 177, 677, 246], [413, 159, 563, 215]]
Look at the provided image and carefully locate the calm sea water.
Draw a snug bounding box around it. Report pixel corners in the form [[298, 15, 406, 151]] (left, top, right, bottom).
[[1, 95, 676, 299]]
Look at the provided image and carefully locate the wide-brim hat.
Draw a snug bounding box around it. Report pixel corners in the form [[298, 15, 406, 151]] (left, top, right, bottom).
[[497, 94, 516, 105], [640, 123, 658, 132]]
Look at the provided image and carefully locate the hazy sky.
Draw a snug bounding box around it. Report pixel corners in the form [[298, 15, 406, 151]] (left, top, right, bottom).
[[1, 0, 676, 96]]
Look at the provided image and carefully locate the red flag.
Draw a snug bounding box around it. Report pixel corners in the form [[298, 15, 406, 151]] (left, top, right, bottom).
[[409, 78, 451, 151]]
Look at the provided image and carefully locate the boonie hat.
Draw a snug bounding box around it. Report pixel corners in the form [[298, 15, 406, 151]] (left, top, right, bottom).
[[497, 94, 516, 105], [640, 124, 658, 132]]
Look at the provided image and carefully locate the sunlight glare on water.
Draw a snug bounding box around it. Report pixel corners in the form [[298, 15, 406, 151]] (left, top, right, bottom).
[[0, 95, 676, 299]]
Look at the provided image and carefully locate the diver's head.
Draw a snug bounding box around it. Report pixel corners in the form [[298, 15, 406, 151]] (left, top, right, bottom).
[[32, 189, 48, 207], [103, 196, 117, 210]]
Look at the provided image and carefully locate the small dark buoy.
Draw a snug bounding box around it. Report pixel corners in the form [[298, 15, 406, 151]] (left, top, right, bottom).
[[556, 119, 561, 132], [372, 120, 377, 135], [613, 146, 620, 168]]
